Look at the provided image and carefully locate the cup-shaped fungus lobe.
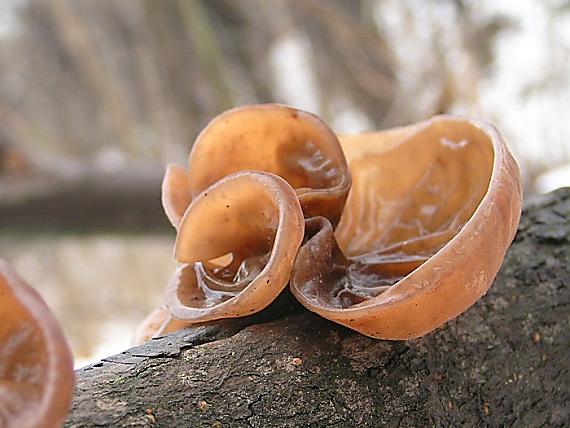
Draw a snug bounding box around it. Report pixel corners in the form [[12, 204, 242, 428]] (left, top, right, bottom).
[[162, 163, 193, 229], [291, 116, 522, 339], [0, 260, 74, 428], [162, 104, 351, 228], [164, 171, 305, 323]]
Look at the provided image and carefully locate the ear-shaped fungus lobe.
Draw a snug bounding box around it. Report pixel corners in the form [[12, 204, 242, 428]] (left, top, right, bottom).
[[184, 104, 351, 225], [291, 116, 522, 339], [165, 171, 305, 323], [0, 261, 74, 428], [162, 163, 193, 228]]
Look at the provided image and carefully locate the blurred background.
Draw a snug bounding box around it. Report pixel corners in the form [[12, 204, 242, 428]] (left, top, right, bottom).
[[1, 0, 569, 367]]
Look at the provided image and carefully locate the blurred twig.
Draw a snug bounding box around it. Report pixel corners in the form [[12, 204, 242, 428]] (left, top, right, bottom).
[[48, 0, 139, 154], [177, 0, 233, 111]]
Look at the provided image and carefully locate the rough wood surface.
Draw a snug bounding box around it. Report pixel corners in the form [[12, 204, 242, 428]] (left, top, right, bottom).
[[66, 188, 570, 427]]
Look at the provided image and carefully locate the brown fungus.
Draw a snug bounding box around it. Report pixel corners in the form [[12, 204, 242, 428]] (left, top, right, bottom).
[[163, 171, 304, 324], [290, 116, 522, 339], [0, 260, 74, 428], [162, 163, 193, 229], [140, 107, 522, 343], [161, 104, 351, 228]]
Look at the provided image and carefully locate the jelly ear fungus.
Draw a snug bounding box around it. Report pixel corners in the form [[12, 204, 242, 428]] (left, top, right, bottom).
[[290, 116, 522, 339], [145, 108, 521, 343], [0, 260, 74, 428], [161, 104, 351, 228], [162, 163, 193, 229], [163, 171, 305, 324]]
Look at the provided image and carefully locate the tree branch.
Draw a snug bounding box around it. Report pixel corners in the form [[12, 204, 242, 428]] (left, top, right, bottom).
[[66, 188, 570, 427]]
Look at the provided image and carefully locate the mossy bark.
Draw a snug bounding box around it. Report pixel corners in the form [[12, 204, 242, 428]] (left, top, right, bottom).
[[66, 188, 570, 427]]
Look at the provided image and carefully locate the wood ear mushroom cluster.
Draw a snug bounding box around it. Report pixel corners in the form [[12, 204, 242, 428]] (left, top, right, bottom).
[[136, 104, 522, 343]]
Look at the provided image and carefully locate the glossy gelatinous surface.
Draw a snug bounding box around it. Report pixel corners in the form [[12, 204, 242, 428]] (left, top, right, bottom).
[[162, 104, 351, 228], [162, 163, 192, 229], [290, 116, 522, 339], [142, 107, 522, 342], [0, 260, 74, 428], [165, 171, 304, 323]]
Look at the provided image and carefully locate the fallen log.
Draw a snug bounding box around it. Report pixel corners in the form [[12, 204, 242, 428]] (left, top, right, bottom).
[[0, 163, 171, 233], [66, 188, 570, 427]]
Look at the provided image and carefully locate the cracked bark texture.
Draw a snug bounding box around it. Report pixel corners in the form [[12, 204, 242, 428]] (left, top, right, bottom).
[[66, 188, 570, 427]]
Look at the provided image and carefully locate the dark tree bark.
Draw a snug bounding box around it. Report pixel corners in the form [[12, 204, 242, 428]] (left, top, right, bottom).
[[66, 188, 570, 427]]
